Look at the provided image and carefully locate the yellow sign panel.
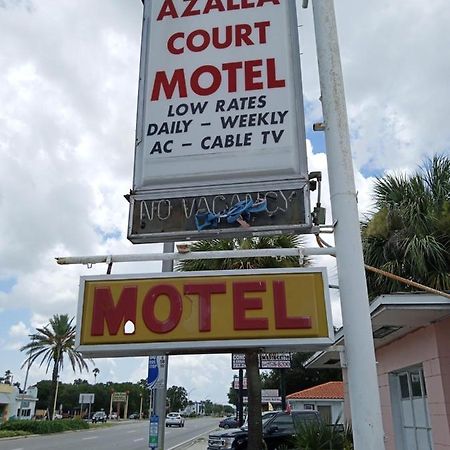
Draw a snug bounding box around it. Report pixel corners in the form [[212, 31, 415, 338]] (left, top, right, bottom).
[[76, 269, 332, 356]]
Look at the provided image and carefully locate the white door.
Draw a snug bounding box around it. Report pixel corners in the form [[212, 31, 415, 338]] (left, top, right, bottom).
[[397, 368, 433, 450]]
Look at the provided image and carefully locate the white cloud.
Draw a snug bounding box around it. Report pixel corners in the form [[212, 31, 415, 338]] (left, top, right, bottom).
[[0, 0, 447, 403]]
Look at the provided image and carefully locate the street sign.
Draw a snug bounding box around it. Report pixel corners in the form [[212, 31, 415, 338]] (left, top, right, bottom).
[[111, 392, 127, 403], [128, 0, 311, 243], [79, 393, 95, 404], [233, 378, 247, 390], [75, 268, 333, 357], [147, 356, 159, 388], [232, 352, 292, 369], [128, 186, 311, 243], [149, 415, 159, 449]]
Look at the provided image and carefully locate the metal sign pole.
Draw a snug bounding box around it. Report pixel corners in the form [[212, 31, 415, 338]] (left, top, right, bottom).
[[310, 0, 385, 448], [150, 242, 173, 450]]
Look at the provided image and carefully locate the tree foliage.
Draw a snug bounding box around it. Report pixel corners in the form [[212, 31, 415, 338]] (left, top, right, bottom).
[[362, 155, 450, 297], [176, 235, 307, 272], [167, 385, 188, 412], [20, 314, 90, 420]]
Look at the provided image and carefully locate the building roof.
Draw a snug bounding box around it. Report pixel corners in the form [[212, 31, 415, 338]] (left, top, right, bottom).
[[286, 381, 344, 400], [305, 293, 450, 370]]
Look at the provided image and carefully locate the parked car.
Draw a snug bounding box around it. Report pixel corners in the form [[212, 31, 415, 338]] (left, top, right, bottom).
[[219, 417, 239, 429], [92, 411, 108, 423], [128, 413, 140, 419], [109, 412, 118, 420], [207, 411, 321, 450], [166, 412, 185, 427]]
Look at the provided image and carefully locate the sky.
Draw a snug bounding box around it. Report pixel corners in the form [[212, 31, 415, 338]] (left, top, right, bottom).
[[0, 0, 449, 406]]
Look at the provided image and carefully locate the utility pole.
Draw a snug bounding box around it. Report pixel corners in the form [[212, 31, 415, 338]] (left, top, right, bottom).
[[309, 0, 385, 448], [152, 241, 173, 450]]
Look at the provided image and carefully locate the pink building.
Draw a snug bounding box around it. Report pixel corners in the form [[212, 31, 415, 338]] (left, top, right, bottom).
[[306, 293, 450, 450]]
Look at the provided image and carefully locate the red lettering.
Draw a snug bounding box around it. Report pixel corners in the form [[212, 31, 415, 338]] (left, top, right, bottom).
[[222, 61, 242, 92], [227, 0, 241, 10], [233, 281, 268, 330], [204, 0, 226, 13], [187, 29, 210, 53], [167, 32, 184, 55], [273, 281, 312, 329], [235, 24, 253, 46], [91, 286, 137, 336], [157, 0, 280, 21], [142, 285, 182, 333], [151, 69, 187, 101], [213, 25, 233, 49], [245, 59, 263, 90], [258, 0, 280, 6], [191, 65, 221, 96], [267, 58, 285, 88], [157, 0, 178, 21], [254, 21, 270, 44], [184, 283, 226, 332], [181, 0, 201, 18]]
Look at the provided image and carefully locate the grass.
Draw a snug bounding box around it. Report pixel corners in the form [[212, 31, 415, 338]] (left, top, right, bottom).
[[0, 429, 32, 438]]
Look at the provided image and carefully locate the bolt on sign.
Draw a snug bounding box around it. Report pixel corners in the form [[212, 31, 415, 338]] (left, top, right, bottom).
[[128, 0, 311, 243], [75, 268, 333, 357]]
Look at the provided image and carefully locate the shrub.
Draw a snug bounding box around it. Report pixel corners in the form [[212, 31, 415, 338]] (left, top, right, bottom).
[[0, 419, 89, 434], [0, 430, 31, 438], [293, 420, 353, 450]]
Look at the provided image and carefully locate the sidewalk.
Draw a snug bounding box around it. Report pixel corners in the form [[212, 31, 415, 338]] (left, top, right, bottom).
[[171, 432, 209, 450]]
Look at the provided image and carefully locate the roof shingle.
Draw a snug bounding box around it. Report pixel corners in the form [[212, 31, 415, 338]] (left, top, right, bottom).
[[286, 381, 344, 400]]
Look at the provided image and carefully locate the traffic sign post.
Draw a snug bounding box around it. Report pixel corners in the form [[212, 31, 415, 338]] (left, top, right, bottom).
[[149, 415, 159, 449]]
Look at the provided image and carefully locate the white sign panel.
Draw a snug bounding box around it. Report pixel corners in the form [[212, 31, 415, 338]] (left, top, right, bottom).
[[133, 0, 308, 195], [79, 393, 95, 404]]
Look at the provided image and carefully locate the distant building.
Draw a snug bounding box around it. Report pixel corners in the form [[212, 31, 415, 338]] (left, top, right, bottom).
[[0, 383, 39, 422], [183, 401, 205, 416], [286, 381, 344, 424]]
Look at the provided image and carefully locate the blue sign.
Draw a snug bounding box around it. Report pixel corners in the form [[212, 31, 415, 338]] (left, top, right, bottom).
[[149, 414, 159, 449], [147, 356, 159, 388]]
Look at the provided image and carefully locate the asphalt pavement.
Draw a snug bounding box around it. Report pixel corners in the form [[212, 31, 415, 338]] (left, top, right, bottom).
[[0, 416, 216, 450]]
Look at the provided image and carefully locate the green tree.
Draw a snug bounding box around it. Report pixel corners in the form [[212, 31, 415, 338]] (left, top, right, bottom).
[[167, 385, 188, 412], [20, 314, 90, 420], [177, 235, 306, 449], [362, 155, 450, 298]]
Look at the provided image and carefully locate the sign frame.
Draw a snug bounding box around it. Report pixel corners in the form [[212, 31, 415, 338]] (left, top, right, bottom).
[[128, 0, 311, 243], [75, 268, 334, 357]]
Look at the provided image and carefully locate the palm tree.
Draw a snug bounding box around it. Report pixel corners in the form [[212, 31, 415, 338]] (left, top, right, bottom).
[[177, 235, 307, 450], [20, 314, 90, 420], [362, 155, 450, 298], [93, 367, 100, 384]]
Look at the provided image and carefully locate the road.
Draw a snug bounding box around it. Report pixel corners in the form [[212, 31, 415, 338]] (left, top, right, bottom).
[[0, 416, 218, 450]]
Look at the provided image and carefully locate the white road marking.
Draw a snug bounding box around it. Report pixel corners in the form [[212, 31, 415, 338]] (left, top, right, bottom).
[[82, 436, 98, 440], [127, 429, 137, 433], [11, 448, 24, 450], [134, 438, 145, 442]]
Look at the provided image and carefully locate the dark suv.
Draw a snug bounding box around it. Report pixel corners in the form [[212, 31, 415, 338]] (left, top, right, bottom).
[[207, 411, 321, 450]]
